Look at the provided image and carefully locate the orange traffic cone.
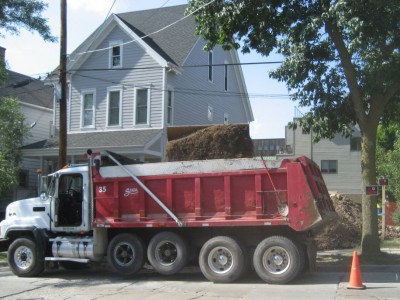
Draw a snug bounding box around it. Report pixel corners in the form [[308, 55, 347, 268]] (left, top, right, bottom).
[[347, 251, 366, 289]]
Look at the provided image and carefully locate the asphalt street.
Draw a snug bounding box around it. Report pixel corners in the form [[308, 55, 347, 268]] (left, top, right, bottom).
[[0, 259, 399, 300]]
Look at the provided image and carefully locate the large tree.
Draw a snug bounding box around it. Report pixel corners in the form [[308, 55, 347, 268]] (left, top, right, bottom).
[[187, 0, 400, 256], [0, 0, 56, 42], [0, 0, 56, 80], [0, 97, 30, 197]]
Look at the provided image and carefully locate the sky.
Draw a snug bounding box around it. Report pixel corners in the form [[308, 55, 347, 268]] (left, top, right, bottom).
[[0, 0, 301, 139]]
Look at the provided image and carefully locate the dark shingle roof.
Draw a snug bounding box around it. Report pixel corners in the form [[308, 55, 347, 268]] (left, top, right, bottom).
[[22, 129, 162, 150], [0, 70, 53, 109], [116, 4, 197, 66]]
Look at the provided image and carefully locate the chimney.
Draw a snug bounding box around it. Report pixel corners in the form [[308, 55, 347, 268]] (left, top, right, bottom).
[[0, 46, 5, 67]]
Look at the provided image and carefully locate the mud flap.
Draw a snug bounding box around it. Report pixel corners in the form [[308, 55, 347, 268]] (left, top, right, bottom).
[[306, 240, 317, 272]]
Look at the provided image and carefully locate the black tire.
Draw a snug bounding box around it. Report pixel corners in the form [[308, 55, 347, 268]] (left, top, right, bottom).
[[8, 237, 45, 277], [107, 233, 145, 276], [253, 236, 304, 284], [199, 236, 247, 283], [147, 231, 189, 275]]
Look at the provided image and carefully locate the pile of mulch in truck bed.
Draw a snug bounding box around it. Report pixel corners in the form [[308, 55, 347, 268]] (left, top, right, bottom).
[[165, 124, 253, 161], [315, 192, 363, 250]]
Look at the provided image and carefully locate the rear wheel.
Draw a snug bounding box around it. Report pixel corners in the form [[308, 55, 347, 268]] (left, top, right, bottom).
[[199, 236, 247, 283], [8, 237, 44, 277], [107, 233, 145, 275], [253, 236, 303, 284], [147, 232, 189, 275]]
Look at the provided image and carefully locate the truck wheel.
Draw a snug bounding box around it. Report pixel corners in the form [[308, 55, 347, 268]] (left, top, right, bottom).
[[199, 236, 247, 283], [107, 233, 145, 276], [253, 236, 303, 284], [147, 232, 189, 275], [8, 237, 45, 277]]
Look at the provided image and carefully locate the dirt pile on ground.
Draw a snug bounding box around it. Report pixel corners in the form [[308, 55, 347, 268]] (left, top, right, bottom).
[[315, 192, 400, 250], [315, 192, 363, 250], [165, 124, 253, 161]]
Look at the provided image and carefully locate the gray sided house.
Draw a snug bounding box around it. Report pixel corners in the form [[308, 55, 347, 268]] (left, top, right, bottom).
[[26, 5, 253, 166], [280, 119, 362, 202], [0, 47, 54, 210]]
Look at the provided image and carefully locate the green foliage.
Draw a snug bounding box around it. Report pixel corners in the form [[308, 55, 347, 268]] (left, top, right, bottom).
[[0, 97, 30, 196], [187, 0, 400, 139], [0, 0, 56, 42], [377, 132, 400, 203]]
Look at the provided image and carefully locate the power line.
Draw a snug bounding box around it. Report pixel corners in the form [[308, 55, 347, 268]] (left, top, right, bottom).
[[72, 72, 291, 100], [66, 61, 282, 73]]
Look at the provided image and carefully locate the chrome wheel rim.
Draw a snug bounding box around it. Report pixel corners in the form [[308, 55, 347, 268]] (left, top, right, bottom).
[[262, 246, 290, 274], [208, 246, 233, 274], [14, 245, 34, 270]]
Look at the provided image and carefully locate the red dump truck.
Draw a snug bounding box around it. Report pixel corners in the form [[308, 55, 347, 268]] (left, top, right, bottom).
[[0, 150, 335, 284]]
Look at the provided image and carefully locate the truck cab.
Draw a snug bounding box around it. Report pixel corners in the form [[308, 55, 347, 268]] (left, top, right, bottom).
[[1, 166, 90, 239]]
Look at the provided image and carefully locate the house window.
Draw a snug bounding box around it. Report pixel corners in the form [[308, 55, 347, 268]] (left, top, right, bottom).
[[109, 41, 122, 68], [135, 88, 150, 125], [167, 90, 173, 125], [224, 64, 228, 91], [107, 89, 122, 126], [351, 136, 361, 151], [302, 127, 310, 134], [224, 113, 229, 124], [81, 90, 95, 128], [208, 51, 213, 82], [321, 160, 338, 174], [208, 105, 213, 121]]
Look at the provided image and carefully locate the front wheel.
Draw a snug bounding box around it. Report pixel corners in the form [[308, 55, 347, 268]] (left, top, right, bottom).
[[8, 237, 44, 277], [107, 233, 145, 275], [253, 236, 304, 284]]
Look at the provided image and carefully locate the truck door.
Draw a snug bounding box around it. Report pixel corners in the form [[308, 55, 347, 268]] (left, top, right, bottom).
[[55, 173, 84, 227]]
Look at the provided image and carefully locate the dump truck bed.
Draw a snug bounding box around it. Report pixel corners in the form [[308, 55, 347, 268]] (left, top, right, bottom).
[[92, 156, 335, 232]]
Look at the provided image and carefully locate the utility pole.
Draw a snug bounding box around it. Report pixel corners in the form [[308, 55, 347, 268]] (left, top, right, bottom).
[[58, 0, 67, 169]]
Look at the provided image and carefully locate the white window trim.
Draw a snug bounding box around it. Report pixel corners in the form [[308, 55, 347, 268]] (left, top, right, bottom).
[[208, 105, 213, 122], [109, 40, 123, 69], [166, 89, 174, 125], [208, 50, 213, 82], [80, 88, 96, 129], [224, 113, 229, 124], [106, 86, 123, 128], [134, 85, 151, 126]]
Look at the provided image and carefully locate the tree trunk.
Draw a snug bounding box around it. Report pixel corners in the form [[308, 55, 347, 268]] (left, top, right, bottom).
[[360, 126, 380, 256]]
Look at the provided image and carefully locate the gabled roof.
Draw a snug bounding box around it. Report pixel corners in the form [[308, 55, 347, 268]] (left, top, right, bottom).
[[67, 4, 198, 71], [0, 70, 53, 109], [116, 4, 197, 66]]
